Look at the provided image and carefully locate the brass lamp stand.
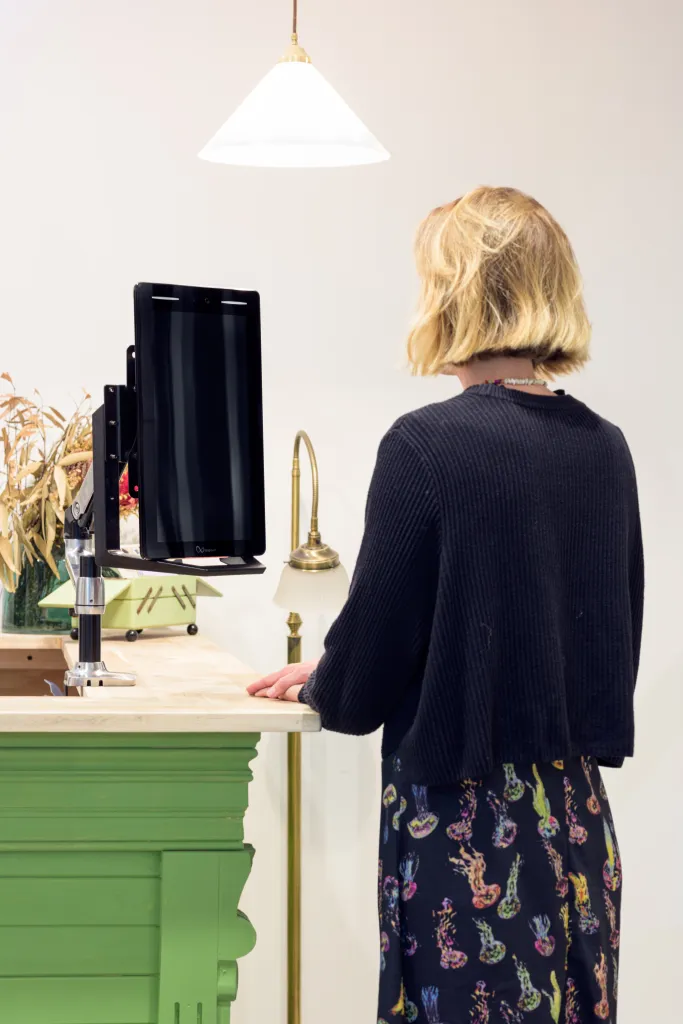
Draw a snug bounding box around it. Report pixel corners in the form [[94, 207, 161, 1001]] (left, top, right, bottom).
[[281, 431, 346, 1024]]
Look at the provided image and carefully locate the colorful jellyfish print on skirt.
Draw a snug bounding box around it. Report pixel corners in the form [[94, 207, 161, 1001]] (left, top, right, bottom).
[[383, 874, 400, 935], [582, 756, 602, 815], [602, 816, 622, 891], [470, 981, 494, 1024], [529, 914, 555, 956], [593, 949, 611, 1020], [380, 931, 390, 972], [564, 978, 582, 1024], [383, 784, 398, 844], [559, 902, 571, 969], [446, 780, 478, 843], [487, 789, 518, 848], [502, 763, 525, 802], [498, 852, 523, 920], [542, 970, 562, 1023], [376, 756, 621, 1024], [563, 776, 588, 844], [513, 955, 542, 1012], [401, 920, 419, 958], [420, 986, 448, 1024], [433, 897, 467, 969], [569, 871, 600, 935], [408, 785, 440, 839], [474, 917, 506, 964], [399, 852, 420, 901], [448, 844, 501, 910], [393, 795, 408, 832], [542, 839, 568, 898], [603, 891, 620, 949], [391, 980, 418, 1023], [499, 1000, 525, 1023], [528, 764, 560, 839]]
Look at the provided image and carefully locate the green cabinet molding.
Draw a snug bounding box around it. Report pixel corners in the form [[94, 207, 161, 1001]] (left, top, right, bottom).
[[0, 733, 259, 1024], [159, 852, 256, 1024]]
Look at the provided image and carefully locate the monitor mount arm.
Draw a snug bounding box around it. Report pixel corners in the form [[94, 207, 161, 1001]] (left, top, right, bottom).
[[62, 345, 265, 691]]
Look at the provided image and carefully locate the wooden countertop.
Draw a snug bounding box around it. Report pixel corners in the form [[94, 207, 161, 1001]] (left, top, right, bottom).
[[0, 632, 321, 734]]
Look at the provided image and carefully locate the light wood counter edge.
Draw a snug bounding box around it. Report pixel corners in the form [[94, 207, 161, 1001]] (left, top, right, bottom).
[[0, 631, 321, 734]]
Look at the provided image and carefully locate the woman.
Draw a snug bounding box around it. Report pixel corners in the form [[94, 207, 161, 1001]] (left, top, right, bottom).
[[248, 186, 643, 1022]]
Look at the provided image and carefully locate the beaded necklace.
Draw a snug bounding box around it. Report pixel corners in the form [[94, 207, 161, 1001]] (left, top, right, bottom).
[[484, 378, 549, 388]]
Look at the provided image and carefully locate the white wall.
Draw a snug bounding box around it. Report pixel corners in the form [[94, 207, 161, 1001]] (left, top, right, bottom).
[[1, 1, 681, 1021]]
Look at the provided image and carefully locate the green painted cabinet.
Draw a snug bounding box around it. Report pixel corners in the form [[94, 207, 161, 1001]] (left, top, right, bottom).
[[0, 733, 259, 1024]]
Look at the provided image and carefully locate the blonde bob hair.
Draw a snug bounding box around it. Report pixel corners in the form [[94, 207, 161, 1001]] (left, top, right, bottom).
[[407, 186, 591, 377]]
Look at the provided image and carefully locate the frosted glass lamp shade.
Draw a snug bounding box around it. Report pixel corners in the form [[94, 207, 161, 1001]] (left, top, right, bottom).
[[274, 562, 350, 615], [198, 60, 390, 168]]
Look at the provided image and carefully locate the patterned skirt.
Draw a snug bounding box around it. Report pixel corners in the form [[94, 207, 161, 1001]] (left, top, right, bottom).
[[378, 757, 621, 1023]]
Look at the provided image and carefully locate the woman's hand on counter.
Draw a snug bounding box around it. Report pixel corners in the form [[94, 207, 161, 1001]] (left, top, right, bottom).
[[247, 660, 318, 702]]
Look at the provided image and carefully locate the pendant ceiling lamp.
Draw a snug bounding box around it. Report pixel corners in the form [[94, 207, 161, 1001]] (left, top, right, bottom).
[[198, 0, 390, 168]]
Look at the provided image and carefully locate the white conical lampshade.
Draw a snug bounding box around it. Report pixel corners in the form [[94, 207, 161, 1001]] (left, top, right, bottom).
[[198, 58, 390, 169]]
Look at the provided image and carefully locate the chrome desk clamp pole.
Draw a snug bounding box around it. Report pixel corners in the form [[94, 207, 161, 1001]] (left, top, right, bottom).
[[64, 467, 135, 690], [64, 551, 135, 690]]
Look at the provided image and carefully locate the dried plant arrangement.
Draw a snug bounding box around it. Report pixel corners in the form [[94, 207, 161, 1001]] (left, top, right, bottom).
[[0, 372, 92, 593]]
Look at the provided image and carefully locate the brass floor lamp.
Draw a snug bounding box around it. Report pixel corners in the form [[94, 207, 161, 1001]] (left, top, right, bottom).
[[274, 431, 349, 1024]]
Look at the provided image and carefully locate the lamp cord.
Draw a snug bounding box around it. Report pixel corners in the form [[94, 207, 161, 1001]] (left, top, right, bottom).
[[292, 0, 298, 37]]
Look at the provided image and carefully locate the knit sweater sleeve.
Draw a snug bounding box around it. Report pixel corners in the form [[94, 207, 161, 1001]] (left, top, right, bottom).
[[619, 427, 644, 686], [629, 496, 645, 685], [299, 427, 440, 735]]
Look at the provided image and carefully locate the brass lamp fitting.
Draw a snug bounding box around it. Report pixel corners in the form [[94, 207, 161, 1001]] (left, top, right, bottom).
[[279, 1, 312, 64], [289, 431, 340, 572]]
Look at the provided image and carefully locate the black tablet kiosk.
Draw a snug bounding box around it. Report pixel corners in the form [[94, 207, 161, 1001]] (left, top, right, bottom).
[[133, 282, 265, 562]]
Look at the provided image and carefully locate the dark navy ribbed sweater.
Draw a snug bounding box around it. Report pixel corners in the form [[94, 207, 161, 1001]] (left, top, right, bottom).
[[300, 384, 644, 784]]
